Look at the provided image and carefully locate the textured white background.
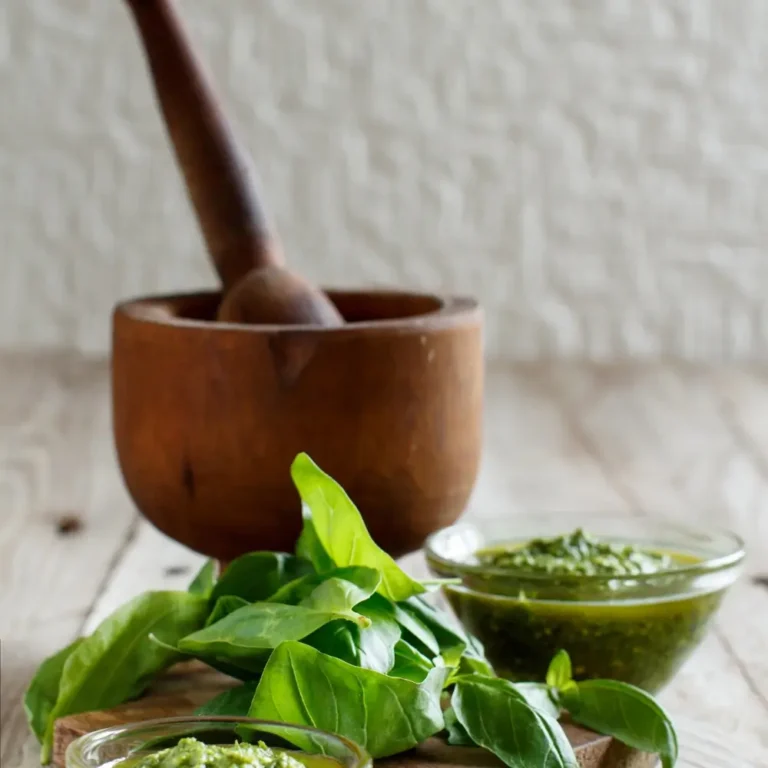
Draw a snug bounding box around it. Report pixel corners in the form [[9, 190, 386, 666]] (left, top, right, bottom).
[[3, 0, 768, 360]]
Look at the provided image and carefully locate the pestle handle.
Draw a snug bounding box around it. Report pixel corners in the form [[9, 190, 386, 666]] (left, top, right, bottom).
[[125, 0, 281, 289]]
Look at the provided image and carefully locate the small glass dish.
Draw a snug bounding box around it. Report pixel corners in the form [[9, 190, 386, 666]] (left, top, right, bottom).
[[66, 717, 371, 768], [425, 515, 744, 692]]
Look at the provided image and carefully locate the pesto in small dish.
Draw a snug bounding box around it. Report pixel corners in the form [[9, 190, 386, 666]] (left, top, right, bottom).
[[478, 528, 672, 577], [64, 717, 369, 768], [426, 519, 744, 693], [130, 739, 304, 768]]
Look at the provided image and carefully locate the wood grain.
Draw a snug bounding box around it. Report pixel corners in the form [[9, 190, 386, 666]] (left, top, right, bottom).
[[0, 355, 138, 768], [4, 357, 768, 768]]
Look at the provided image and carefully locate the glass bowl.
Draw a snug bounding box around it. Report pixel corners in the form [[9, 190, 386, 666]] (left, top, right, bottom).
[[425, 515, 744, 692], [66, 717, 371, 768]]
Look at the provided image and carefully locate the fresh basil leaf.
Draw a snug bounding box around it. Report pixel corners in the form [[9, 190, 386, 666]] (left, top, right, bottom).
[[355, 595, 401, 673], [295, 509, 335, 573], [188, 560, 217, 597], [299, 571, 380, 620], [452, 674, 523, 697], [546, 650, 572, 690], [205, 596, 248, 627], [390, 640, 435, 683], [291, 453, 425, 602], [179, 600, 367, 660], [452, 676, 579, 768], [392, 603, 440, 658], [210, 552, 314, 605], [400, 596, 467, 665], [514, 683, 561, 720], [303, 596, 400, 674], [454, 629, 494, 677], [194, 682, 258, 716], [559, 680, 678, 768], [444, 706, 475, 746], [267, 566, 378, 606], [464, 629, 485, 657], [149, 633, 265, 681], [303, 620, 360, 666], [250, 641, 449, 758], [457, 654, 494, 678], [43, 591, 208, 763], [24, 639, 83, 745], [204, 657, 266, 680]]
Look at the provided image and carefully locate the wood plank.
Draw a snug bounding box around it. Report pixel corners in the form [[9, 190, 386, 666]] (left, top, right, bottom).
[[469, 365, 629, 516], [0, 354, 138, 768], [713, 367, 768, 564], [544, 363, 768, 747], [546, 364, 768, 556], [8, 358, 768, 767], [70, 361, 768, 764], [673, 717, 768, 767], [709, 367, 768, 722], [84, 520, 207, 632]]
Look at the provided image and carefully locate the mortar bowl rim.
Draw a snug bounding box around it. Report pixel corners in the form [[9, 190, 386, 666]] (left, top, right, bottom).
[[112, 287, 482, 336]]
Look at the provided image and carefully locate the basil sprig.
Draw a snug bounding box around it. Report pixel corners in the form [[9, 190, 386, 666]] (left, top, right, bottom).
[[25, 453, 678, 768], [546, 650, 679, 768]]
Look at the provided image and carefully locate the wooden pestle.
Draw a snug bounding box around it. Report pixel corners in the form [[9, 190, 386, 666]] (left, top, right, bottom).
[[124, 0, 344, 327]]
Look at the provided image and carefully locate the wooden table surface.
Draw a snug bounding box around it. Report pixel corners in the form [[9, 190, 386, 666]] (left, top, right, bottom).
[[2, 353, 768, 768]]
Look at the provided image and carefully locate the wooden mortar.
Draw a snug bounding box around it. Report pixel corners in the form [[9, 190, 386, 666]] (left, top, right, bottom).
[[112, 289, 483, 561]]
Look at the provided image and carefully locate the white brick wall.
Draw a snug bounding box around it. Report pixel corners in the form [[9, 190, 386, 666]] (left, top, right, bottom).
[[3, 0, 768, 360]]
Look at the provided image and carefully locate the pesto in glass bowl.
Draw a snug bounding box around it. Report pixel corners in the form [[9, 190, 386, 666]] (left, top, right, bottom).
[[66, 718, 370, 768], [425, 517, 744, 693]]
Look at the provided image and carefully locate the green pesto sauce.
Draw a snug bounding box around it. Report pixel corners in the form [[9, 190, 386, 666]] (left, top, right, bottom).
[[446, 530, 725, 693], [478, 529, 672, 577], [130, 739, 305, 768]]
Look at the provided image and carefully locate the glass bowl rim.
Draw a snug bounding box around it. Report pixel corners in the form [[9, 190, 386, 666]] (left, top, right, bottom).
[[66, 716, 372, 768], [424, 515, 746, 585]]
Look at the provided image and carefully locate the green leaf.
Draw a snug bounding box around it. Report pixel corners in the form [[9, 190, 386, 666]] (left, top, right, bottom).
[[267, 566, 377, 606], [444, 707, 475, 746], [299, 570, 380, 622], [559, 680, 678, 768], [188, 560, 217, 597], [295, 512, 335, 573], [194, 683, 257, 716], [452, 676, 579, 768], [355, 595, 401, 674], [205, 596, 249, 627], [390, 640, 435, 683], [179, 599, 368, 660], [303, 621, 360, 666], [513, 683, 561, 721], [464, 631, 489, 661], [249, 641, 449, 758], [546, 650, 573, 690], [457, 654, 494, 678], [43, 591, 208, 763], [210, 552, 314, 605], [392, 603, 440, 658], [291, 453, 425, 602], [303, 596, 400, 674], [400, 596, 467, 665], [24, 639, 83, 745], [452, 674, 522, 698], [148, 633, 264, 681]]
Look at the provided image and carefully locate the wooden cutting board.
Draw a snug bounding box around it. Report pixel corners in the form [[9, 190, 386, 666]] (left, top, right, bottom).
[[52, 663, 655, 768]]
